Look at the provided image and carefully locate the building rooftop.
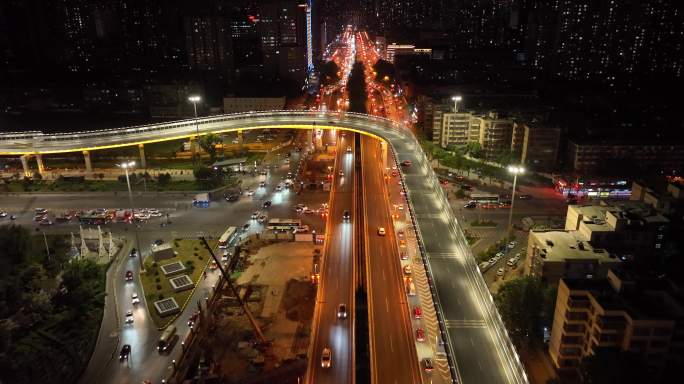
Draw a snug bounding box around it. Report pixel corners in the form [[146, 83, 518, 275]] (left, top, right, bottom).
[[570, 200, 669, 232], [530, 230, 620, 263], [563, 274, 684, 321]]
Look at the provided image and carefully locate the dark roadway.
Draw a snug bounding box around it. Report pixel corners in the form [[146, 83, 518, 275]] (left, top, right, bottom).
[[306, 131, 355, 384], [362, 136, 420, 384]]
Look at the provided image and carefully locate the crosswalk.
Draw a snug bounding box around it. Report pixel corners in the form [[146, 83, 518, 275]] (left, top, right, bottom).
[[444, 319, 487, 329]]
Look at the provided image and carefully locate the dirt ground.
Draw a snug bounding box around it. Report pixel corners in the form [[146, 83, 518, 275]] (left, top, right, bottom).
[[208, 241, 319, 382]]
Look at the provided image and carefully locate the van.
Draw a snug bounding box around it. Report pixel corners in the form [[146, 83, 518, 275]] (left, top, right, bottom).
[[158, 324, 177, 352]]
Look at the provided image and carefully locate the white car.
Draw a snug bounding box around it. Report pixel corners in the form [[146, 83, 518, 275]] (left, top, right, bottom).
[[124, 310, 134, 324], [496, 268, 505, 277], [508, 241, 516, 249], [131, 293, 140, 305], [246, 190, 254, 196], [0, 211, 7, 218], [321, 347, 332, 368], [377, 227, 386, 236]]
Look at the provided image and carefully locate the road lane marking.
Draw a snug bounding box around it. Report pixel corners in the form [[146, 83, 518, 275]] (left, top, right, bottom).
[[385, 297, 389, 313]]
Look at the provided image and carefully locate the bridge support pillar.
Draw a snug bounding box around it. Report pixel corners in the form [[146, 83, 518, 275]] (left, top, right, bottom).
[[83, 150, 92, 175], [20, 155, 31, 177], [237, 130, 244, 151], [35, 154, 45, 176], [138, 144, 146, 169]]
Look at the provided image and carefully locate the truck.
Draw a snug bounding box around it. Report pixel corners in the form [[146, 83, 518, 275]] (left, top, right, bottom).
[[192, 193, 210, 208]]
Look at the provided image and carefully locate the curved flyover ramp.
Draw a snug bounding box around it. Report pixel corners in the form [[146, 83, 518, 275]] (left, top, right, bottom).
[[0, 111, 528, 384]]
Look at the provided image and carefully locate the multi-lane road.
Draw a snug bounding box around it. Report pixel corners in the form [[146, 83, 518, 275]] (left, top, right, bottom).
[[307, 132, 356, 383], [361, 136, 421, 383]]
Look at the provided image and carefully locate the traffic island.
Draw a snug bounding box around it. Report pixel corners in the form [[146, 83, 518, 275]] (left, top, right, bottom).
[[140, 238, 217, 328]]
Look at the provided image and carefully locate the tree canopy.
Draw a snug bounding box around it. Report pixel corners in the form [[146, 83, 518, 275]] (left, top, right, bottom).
[[347, 61, 367, 114], [319, 60, 341, 87]]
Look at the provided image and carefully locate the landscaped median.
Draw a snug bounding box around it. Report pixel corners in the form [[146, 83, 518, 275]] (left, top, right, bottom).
[[140, 238, 217, 328]]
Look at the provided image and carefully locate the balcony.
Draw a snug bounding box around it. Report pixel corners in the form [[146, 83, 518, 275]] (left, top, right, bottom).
[[567, 298, 591, 311]]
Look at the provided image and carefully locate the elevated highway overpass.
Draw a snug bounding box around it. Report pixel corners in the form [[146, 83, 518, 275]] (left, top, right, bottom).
[[0, 111, 528, 384]]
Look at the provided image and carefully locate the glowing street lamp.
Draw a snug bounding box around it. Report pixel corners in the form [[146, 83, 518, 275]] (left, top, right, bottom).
[[188, 95, 201, 167], [117, 161, 143, 271], [451, 95, 462, 112], [507, 165, 525, 236]]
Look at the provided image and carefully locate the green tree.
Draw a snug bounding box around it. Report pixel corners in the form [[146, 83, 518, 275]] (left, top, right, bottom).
[[347, 61, 367, 114], [157, 172, 172, 187], [495, 150, 516, 167], [372, 59, 396, 83], [494, 276, 556, 348], [465, 142, 482, 158], [199, 133, 222, 164], [319, 60, 341, 86]]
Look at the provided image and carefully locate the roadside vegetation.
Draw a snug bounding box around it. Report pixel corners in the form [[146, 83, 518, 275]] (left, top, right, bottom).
[[0, 225, 106, 384], [494, 276, 556, 349]]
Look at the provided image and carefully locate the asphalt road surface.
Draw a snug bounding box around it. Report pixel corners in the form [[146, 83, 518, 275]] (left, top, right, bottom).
[[361, 136, 420, 384], [307, 132, 355, 384]]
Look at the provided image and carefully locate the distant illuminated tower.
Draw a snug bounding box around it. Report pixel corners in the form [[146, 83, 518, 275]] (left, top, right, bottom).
[[300, 0, 318, 92]]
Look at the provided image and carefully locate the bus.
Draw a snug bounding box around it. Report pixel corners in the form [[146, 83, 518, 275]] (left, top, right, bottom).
[[157, 324, 177, 352], [469, 193, 499, 203], [267, 218, 302, 231], [218, 227, 237, 248]]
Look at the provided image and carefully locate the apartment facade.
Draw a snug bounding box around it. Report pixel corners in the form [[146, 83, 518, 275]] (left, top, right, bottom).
[[549, 271, 684, 378], [566, 140, 684, 174]]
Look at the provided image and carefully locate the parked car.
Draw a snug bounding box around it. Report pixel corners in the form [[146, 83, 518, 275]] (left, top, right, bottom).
[[422, 358, 434, 372]]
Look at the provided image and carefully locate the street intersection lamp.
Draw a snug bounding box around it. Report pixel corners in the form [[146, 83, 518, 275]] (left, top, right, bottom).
[[118, 161, 143, 271], [507, 165, 525, 236], [188, 95, 201, 167], [451, 95, 462, 112]]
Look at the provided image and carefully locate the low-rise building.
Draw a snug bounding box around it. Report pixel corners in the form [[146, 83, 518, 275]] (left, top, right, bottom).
[[528, 230, 620, 284], [566, 139, 684, 175], [565, 201, 669, 263], [223, 96, 286, 113], [549, 270, 684, 378], [511, 122, 561, 171]]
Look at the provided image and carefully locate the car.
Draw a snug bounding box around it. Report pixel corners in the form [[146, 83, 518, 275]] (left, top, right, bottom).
[[124, 310, 134, 324], [321, 347, 332, 368], [346, 146, 352, 153], [495, 252, 505, 259], [416, 328, 425, 342], [262, 201, 272, 208], [251, 211, 259, 220], [246, 189, 255, 196], [402, 264, 412, 275], [303, 208, 314, 214], [131, 293, 140, 305], [152, 239, 164, 247], [399, 239, 407, 247], [377, 227, 386, 236], [413, 306, 422, 319], [422, 358, 434, 373], [397, 229, 405, 239], [119, 344, 131, 361], [130, 248, 138, 257], [125, 270, 133, 281], [400, 160, 412, 167], [259, 181, 266, 188], [518, 194, 532, 200], [337, 303, 347, 319], [497, 268, 505, 276], [400, 251, 408, 260], [461, 184, 473, 191], [479, 261, 490, 271], [225, 194, 239, 202], [149, 210, 162, 217], [258, 215, 268, 223], [188, 311, 200, 327], [464, 202, 477, 209], [275, 185, 282, 192], [488, 257, 496, 264], [0, 211, 7, 218], [39, 219, 53, 226], [242, 223, 250, 231], [508, 241, 516, 249], [343, 210, 351, 221]]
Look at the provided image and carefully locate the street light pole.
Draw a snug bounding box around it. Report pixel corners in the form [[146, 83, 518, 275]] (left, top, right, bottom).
[[451, 95, 462, 113], [119, 161, 144, 272], [507, 165, 524, 237], [188, 95, 201, 168]]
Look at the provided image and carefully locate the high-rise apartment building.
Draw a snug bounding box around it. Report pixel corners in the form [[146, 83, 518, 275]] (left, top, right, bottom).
[[549, 271, 684, 378], [566, 139, 684, 175]]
